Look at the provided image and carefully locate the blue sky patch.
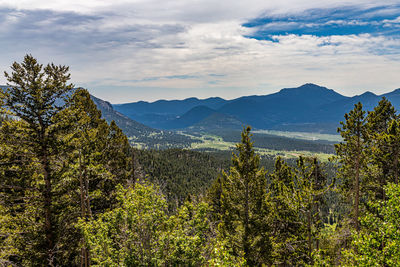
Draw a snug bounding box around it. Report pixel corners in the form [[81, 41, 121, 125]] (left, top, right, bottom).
[[243, 5, 400, 40]]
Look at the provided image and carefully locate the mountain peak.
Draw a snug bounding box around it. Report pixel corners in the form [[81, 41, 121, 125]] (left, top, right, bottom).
[[278, 83, 337, 95], [299, 83, 325, 89], [359, 91, 377, 97]]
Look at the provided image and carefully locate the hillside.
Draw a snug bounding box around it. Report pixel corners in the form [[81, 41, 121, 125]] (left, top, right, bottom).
[[190, 112, 244, 130], [167, 105, 217, 129], [217, 83, 346, 130], [91, 95, 157, 137], [90, 94, 198, 149]]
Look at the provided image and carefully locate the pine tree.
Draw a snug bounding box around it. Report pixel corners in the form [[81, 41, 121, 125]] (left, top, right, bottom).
[[365, 98, 399, 200], [207, 174, 225, 222], [55, 88, 134, 265], [343, 183, 400, 266], [268, 157, 308, 265], [296, 156, 332, 263], [219, 126, 271, 265], [336, 102, 367, 231], [0, 57, 134, 265], [367, 97, 396, 134], [376, 119, 400, 185], [1, 55, 73, 265]]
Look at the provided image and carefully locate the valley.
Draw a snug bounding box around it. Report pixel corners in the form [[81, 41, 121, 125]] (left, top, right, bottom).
[[93, 83, 394, 158]]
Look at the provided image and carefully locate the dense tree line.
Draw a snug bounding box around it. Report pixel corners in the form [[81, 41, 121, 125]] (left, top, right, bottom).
[[133, 148, 231, 211], [1, 56, 400, 266], [207, 129, 335, 154]]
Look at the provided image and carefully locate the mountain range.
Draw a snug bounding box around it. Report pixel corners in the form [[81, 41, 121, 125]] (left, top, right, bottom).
[[3, 83, 400, 140], [113, 83, 400, 134], [90, 95, 196, 149]]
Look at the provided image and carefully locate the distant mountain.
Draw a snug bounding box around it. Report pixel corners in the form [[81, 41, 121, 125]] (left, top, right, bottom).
[[90, 95, 197, 149], [218, 83, 346, 130], [167, 105, 217, 129], [112, 83, 400, 134], [190, 112, 244, 131], [382, 89, 400, 106], [91, 95, 157, 137], [6, 84, 400, 135], [113, 96, 227, 128], [312, 91, 381, 123]]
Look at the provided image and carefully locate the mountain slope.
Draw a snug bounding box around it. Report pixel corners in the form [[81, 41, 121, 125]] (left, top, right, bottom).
[[190, 112, 244, 130], [113, 96, 228, 128], [91, 95, 197, 149], [91, 95, 157, 137], [217, 83, 346, 129], [112, 83, 347, 131], [312, 91, 381, 124], [167, 105, 217, 129], [382, 89, 400, 107]]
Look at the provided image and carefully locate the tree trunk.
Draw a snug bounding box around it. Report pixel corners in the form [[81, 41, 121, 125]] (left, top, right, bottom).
[[43, 150, 54, 266], [308, 201, 312, 260], [79, 151, 87, 267], [79, 151, 91, 267], [243, 175, 250, 262], [394, 151, 398, 184], [354, 138, 361, 232]]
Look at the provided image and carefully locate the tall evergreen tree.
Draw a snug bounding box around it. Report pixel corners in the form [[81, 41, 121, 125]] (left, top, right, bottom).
[[55, 88, 134, 265], [366, 98, 399, 200], [219, 126, 271, 265], [0, 57, 134, 266], [1, 55, 73, 265], [367, 97, 397, 134], [268, 157, 308, 265], [296, 156, 332, 262], [336, 102, 367, 231]]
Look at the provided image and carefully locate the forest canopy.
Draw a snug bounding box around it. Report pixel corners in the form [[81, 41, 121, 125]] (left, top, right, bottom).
[[1, 56, 400, 266]]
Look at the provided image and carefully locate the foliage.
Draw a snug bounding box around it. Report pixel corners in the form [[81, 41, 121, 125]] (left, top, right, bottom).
[[0, 54, 74, 265], [335, 102, 367, 231], [79, 183, 167, 266], [157, 200, 213, 266], [0, 56, 133, 266], [365, 98, 400, 200], [208, 239, 246, 267], [343, 183, 400, 266], [3, 55, 400, 266], [217, 127, 272, 265], [268, 157, 308, 265], [135, 148, 230, 211], [80, 182, 218, 266]]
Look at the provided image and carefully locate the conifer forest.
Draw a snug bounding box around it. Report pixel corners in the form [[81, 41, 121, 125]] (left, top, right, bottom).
[[2, 56, 400, 266]]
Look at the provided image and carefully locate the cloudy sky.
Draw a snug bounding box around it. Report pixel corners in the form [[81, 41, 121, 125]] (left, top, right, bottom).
[[0, 0, 399, 103]]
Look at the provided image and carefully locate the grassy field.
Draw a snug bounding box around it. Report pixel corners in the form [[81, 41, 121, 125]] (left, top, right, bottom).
[[182, 132, 334, 161], [129, 130, 336, 161], [253, 129, 342, 142], [254, 147, 333, 161], [189, 134, 236, 151]]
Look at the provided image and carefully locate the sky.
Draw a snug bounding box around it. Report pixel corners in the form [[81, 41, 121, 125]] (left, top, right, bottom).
[[0, 0, 399, 103]]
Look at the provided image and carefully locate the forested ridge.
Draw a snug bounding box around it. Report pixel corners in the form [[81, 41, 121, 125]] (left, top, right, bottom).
[[1, 56, 400, 266]]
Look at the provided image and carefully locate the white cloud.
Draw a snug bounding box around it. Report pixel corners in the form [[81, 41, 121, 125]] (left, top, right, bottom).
[[0, 1, 399, 102]]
